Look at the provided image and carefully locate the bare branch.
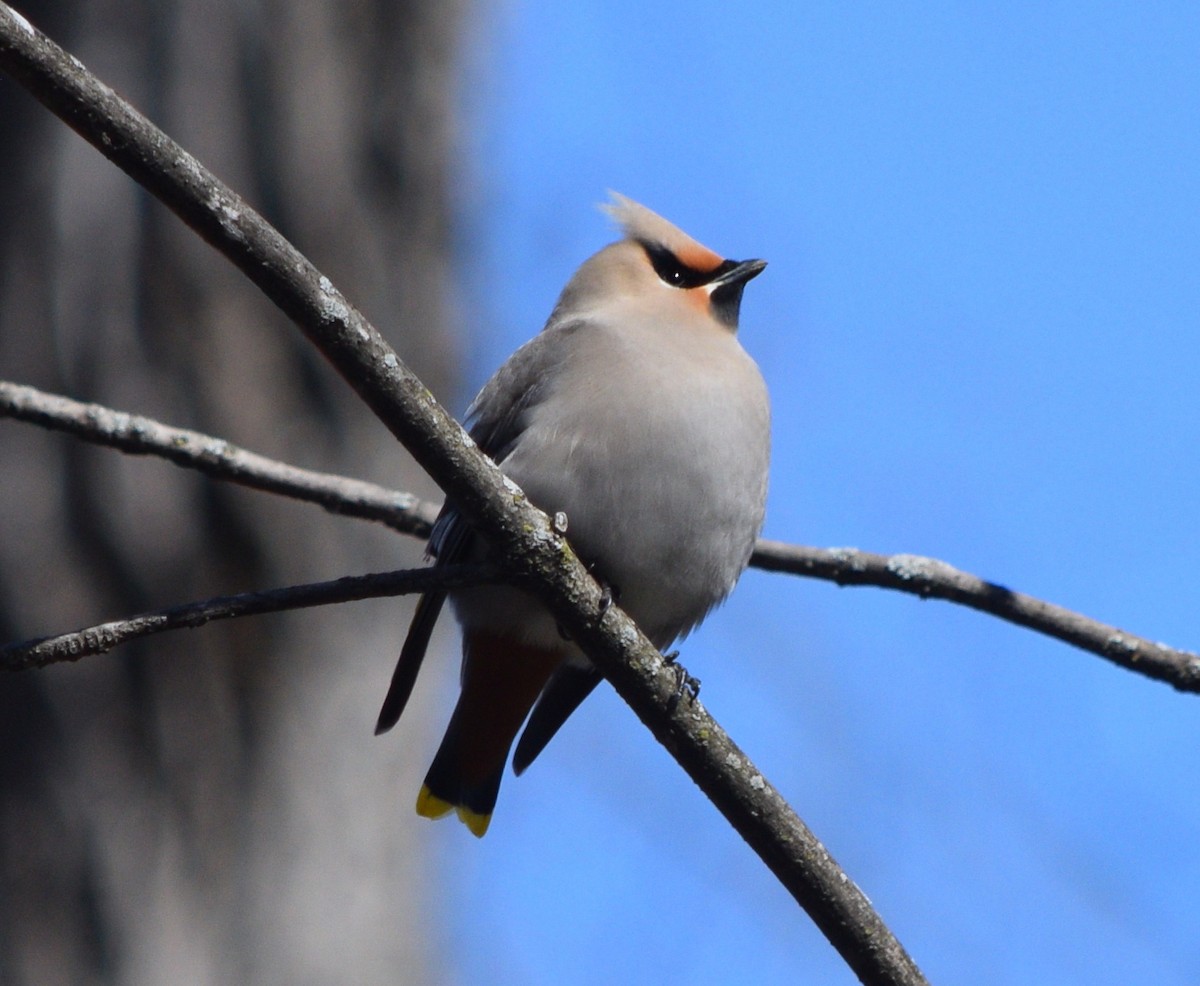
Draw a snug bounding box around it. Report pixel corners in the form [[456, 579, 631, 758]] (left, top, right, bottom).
[[6, 374, 1197, 704], [0, 380, 439, 537], [0, 9, 927, 982], [0, 565, 497, 671], [753, 542, 1200, 693], [5, 379, 1197, 699]]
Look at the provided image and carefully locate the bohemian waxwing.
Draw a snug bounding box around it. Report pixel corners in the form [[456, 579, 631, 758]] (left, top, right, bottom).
[[376, 193, 770, 836]]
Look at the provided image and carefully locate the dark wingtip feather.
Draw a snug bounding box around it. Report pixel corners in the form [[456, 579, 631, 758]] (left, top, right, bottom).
[[375, 590, 446, 734], [512, 665, 603, 775]]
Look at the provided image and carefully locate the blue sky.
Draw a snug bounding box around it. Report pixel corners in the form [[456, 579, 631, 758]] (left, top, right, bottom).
[[425, 3, 1200, 983]]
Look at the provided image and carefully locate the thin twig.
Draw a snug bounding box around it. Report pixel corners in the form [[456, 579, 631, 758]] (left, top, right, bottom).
[[5, 378, 1197, 696], [0, 8, 927, 981], [0, 380, 439, 537], [0, 565, 497, 671], [752, 542, 1200, 693]]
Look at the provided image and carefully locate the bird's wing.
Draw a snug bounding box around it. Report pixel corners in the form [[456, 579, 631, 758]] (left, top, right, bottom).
[[462, 321, 579, 463], [512, 663, 603, 775], [375, 324, 581, 735]]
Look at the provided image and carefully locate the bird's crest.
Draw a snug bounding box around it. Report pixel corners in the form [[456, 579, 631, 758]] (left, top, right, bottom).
[[602, 192, 724, 273]]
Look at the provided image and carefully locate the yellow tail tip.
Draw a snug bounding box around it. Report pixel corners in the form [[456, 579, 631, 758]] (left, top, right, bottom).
[[455, 805, 492, 838], [415, 786, 454, 820], [415, 786, 492, 838]]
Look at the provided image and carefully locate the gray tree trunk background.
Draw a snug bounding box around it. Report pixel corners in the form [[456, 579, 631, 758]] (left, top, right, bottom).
[[0, 1, 468, 982]]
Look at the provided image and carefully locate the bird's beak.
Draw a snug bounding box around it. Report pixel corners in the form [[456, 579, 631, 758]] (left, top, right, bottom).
[[707, 258, 767, 328], [709, 258, 767, 290]]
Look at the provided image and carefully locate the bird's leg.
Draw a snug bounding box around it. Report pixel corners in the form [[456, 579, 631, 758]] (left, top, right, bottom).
[[556, 575, 619, 640], [663, 650, 701, 712], [587, 561, 620, 618], [596, 579, 620, 617]]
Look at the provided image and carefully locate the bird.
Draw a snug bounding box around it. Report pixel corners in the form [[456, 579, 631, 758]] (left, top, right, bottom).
[[375, 193, 771, 837]]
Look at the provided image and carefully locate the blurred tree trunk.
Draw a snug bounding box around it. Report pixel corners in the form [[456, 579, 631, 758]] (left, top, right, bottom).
[[0, 0, 468, 982]]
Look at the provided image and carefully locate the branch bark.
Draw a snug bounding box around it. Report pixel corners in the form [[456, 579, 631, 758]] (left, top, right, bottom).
[[752, 541, 1200, 693], [6, 377, 1198, 695], [0, 565, 496, 671], [0, 7, 927, 984], [0, 380, 440, 536]]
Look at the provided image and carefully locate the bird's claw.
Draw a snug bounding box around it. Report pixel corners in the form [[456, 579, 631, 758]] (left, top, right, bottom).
[[595, 578, 619, 618], [561, 579, 618, 639], [663, 650, 700, 711]]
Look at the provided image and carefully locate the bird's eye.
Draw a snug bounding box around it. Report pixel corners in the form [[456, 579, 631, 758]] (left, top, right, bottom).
[[644, 243, 709, 289]]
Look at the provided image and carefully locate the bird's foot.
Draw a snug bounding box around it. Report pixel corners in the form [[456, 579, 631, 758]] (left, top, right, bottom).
[[663, 650, 700, 712], [595, 575, 620, 618], [557, 578, 620, 641]]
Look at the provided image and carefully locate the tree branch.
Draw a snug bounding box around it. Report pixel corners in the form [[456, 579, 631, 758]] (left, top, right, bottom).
[[7, 377, 1197, 696], [0, 565, 497, 671], [0, 380, 439, 537], [752, 542, 1200, 693]]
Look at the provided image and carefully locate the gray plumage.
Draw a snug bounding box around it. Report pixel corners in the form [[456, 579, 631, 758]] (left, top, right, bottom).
[[376, 193, 770, 835]]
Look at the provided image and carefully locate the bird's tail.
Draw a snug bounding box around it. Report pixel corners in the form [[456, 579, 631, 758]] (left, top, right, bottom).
[[416, 633, 562, 837]]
